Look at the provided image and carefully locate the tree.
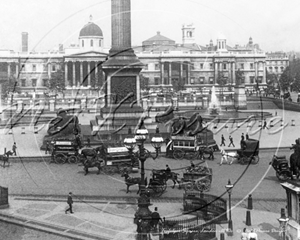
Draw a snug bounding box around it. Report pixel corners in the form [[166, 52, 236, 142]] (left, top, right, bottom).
[[49, 69, 65, 93], [235, 69, 244, 86], [216, 71, 227, 101], [291, 72, 300, 92], [279, 66, 293, 92], [1, 76, 20, 99], [172, 78, 185, 92]]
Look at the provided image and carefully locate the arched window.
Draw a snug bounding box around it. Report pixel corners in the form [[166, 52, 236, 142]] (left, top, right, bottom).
[[91, 40, 93, 47], [82, 40, 84, 47], [218, 42, 221, 49], [99, 40, 101, 47], [222, 42, 224, 49]]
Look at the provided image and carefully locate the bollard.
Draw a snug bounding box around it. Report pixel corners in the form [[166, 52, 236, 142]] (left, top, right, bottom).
[[220, 232, 225, 240], [8, 129, 12, 135], [246, 210, 251, 226], [258, 121, 262, 127], [21, 126, 25, 134], [280, 119, 284, 126], [34, 126, 38, 134], [292, 120, 295, 126], [247, 194, 253, 210], [270, 120, 274, 127]]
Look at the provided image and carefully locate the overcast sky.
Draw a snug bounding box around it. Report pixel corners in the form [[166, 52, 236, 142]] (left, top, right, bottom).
[[1, 0, 299, 52]]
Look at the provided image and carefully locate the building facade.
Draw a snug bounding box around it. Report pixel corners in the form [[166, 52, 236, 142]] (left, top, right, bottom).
[[0, 21, 289, 95]]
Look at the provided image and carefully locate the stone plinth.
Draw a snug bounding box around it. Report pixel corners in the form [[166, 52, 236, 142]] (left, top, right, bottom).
[[234, 86, 247, 109]]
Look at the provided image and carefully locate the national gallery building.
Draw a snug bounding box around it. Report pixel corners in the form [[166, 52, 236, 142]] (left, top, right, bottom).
[[0, 18, 289, 95]]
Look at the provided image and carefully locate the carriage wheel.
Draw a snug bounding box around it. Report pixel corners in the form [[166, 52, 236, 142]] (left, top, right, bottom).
[[54, 153, 66, 164], [183, 181, 194, 191], [196, 178, 211, 192], [186, 152, 198, 160], [68, 155, 78, 164], [162, 181, 167, 191], [173, 149, 184, 160], [251, 156, 259, 165], [151, 185, 164, 198], [276, 171, 290, 181], [203, 150, 214, 160]]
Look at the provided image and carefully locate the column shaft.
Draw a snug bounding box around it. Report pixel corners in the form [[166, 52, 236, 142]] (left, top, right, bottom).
[[161, 62, 164, 85], [7, 63, 11, 78], [169, 62, 172, 85], [87, 62, 91, 86], [232, 62, 236, 85], [48, 63, 51, 79], [80, 62, 83, 85], [64, 62, 68, 87], [72, 62, 76, 86]]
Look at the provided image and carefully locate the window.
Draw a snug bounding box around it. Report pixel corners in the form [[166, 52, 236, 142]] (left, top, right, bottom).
[[144, 64, 148, 70], [99, 40, 101, 47], [241, 63, 244, 69], [21, 64, 26, 71], [154, 77, 159, 85], [241, 77, 245, 84], [91, 40, 93, 47], [209, 63, 213, 70], [82, 40, 84, 47], [198, 77, 204, 84], [250, 76, 255, 84], [43, 79, 48, 86], [190, 78, 194, 84], [209, 77, 214, 83], [223, 63, 227, 70], [200, 63, 203, 69], [32, 79, 37, 87], [43, 64, 47, 71], [250, 63, 254, 69], [155, 64, 159, 70], [21, 79, 26, 87], [275, 67, 278, 73], [191, 64, 194, 70], [32, 64, 36, 72], [269, 67, 273, 71], [281, 67, 284, 72], [52, 64, 56, 72]]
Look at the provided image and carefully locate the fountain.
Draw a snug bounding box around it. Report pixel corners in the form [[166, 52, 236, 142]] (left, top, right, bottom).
[[208, 86, 221, 115]]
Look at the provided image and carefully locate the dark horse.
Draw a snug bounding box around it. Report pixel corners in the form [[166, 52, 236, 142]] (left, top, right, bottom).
[[0, 151, 13, 167], [198, 146, 214, 160], [152, 170, 180, 189], [121, 171, 147, 194], [290, 153, 300, 179], [79, 147, 103, 175]]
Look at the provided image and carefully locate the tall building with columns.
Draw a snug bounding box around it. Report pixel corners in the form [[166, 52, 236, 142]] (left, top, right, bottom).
[[0, 20, 289, 95]]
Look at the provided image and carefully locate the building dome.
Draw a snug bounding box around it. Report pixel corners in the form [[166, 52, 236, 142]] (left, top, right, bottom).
[[79, 22, 103, 37]]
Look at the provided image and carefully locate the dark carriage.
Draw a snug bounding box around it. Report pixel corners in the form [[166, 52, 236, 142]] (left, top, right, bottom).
[[51, 139, 80, 164], [271, 155, 293, 181], [146, 170, 168, 197], [236, 139, 259, 165]]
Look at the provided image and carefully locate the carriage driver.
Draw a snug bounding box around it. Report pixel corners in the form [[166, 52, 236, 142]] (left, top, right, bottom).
[[165, 165, 171, 178]]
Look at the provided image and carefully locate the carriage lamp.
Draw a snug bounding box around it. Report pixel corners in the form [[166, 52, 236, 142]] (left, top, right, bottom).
[[135, 128, 149, 145], [151, 136, 164, 157], [225, 179, 234, 236], [278, 208, 289, 240], [123, 135, 137, 150]]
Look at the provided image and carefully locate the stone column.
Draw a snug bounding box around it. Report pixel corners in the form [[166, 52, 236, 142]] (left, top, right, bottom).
[[160, 62, 164, 85], [136, 74, 140, 106], [187, 63, 191, 85], [169, 62, 172, 85], [87, 62, 91, 87], [214, 61, 218, 83], [228, 61, 232, 84], [232, 62, 236, 85], [262, 61, 266, 84], [107, 75, 111, 106], [255, 61, 258, 79], [16, 62, 19, 77], [7, 63, 11, 78], [180, 63, 183, 84], [48, 63, 51, 79], [72, 61, 76, 86], [64, 62, 68, 87], [80, 61, 83, 85], [95, 62, 98, 86]]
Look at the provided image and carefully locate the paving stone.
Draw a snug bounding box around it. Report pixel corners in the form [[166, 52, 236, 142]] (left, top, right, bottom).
[[15, 208, 49, 218], [45, 214, 84, 227]]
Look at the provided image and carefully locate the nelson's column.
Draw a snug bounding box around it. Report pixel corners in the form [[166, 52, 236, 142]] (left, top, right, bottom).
[[99, 0, 145, 137]]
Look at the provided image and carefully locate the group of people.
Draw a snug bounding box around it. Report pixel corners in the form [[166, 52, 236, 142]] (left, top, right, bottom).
[[241, 228, 258, 240], [220, 133, 249, 148]]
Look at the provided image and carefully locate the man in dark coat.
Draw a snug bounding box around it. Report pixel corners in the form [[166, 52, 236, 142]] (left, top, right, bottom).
[[12, 142, 17, 156], [151, 207, 162, 230], [65, 192, 74, 214], [220, 134, 226, 146]]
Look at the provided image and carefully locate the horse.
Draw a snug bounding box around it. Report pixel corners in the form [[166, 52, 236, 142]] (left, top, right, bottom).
[[198, 146, 214, 160], [78, 147, 103, 175], [290, 153, 300, 179], [219, 148, 238, 165], [152, 170, 180, 189], [121, 171, 146, 194], [0, 151, 13, 168]]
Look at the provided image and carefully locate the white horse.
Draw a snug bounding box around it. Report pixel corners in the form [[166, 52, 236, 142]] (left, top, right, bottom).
[[220, 148, 238, 165]]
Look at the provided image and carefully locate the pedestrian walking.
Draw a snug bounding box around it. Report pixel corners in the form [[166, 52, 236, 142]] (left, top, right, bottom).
[[228, 135, 235, 147], [220, 134, 226, 146], [241, 228, 248, 240], [248, 229, 258, 240], [65, 192, 74, 214], [12, 142, 17, 156], [246, 133, 249, 140], [87, 138, 91, 147], [45, 141, 50, 154], [263, 119, 268, 129], [240, 133, 246, 149]]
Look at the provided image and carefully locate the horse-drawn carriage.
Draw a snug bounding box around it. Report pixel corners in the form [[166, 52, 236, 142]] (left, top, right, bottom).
[[167, 135, 216, 161], [271, 155, 293, 181], [51, 139, 80, 164], [181, 166, 212, 192], [80, 143, 139, 175], [236, 139, 260, 165]]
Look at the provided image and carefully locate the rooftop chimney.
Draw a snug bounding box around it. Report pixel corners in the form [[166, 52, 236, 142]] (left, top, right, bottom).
[[22, 32, 28, 52]]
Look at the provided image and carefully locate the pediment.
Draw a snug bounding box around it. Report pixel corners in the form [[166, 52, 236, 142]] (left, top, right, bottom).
[[65, 51, 108, 58]]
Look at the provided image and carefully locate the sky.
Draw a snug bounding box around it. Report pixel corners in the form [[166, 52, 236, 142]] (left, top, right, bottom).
[[0, 0, 300, 52]]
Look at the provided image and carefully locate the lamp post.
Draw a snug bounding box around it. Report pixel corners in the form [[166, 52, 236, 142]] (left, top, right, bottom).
[[225, 179, 234, 236], [124, 126, 164, 238], [278, 208, 289, 240]]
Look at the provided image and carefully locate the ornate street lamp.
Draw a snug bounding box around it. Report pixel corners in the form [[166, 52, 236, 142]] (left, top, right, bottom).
[[278, 208, 289, 240], [225, 179, 234, 236]]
